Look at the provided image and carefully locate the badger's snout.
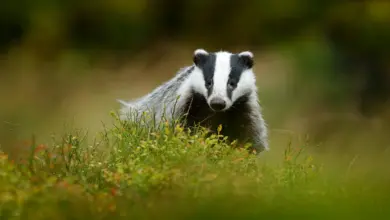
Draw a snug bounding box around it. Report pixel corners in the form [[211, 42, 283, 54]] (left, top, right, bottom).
[[209, 97, 226, 112]]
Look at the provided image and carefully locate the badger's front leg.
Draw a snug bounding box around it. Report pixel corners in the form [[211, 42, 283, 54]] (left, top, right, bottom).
[[250, 112, 269, 154], [247, 97, 269, 154]]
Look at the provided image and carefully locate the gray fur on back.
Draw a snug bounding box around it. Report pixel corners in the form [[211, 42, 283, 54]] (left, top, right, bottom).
[[119, 65, 195, 123]]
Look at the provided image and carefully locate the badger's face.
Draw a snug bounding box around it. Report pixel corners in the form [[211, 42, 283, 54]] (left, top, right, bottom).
[[191, 49, 257, 112]]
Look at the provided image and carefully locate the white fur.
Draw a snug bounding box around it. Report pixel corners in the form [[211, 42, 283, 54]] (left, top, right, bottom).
[[232, 69, 257, 102], [194, 49, 208, 56], [183, 67, 208, 97], [239, 51, 254, 58], [208, 51, 233, 110]]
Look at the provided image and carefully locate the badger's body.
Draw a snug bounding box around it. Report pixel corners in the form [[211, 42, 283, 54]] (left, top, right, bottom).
[[119, 49, 269, 153]]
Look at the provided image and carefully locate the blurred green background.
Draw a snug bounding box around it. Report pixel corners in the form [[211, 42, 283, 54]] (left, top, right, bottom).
[[1, 0, 390, 158]]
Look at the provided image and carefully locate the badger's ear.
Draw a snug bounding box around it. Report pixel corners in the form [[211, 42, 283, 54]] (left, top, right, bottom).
[[238, 51, 254, 69], [193, 49, 209, 66]]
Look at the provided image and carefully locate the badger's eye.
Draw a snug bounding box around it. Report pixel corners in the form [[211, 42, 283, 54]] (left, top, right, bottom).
[[206, 81, 213, 88], [228, 81, 236, 89]]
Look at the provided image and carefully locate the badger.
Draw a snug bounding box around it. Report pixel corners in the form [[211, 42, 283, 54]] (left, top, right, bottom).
[[118, 49, 269, 153]]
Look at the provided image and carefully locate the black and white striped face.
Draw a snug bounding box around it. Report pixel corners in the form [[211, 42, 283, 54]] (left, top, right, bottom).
[[191, 49, 257, 112]]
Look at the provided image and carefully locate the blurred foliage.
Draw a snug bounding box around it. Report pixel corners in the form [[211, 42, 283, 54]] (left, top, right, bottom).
[[2, 1, 390, 53], [1, 112, 390, 219]]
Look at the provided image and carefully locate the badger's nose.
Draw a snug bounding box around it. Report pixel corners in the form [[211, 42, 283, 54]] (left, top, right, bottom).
[[210, 98, 226, 111]]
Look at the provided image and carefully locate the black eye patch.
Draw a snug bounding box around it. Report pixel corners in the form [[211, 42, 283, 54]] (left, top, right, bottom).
[[193, 53, 216, 97], [205, 79, 213, 96], [228, 79, 237, 88], [227, 54, 252, 99]]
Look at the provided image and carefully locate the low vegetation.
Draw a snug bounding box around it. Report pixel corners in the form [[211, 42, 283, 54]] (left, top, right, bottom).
[[1, 111, 389, 219]]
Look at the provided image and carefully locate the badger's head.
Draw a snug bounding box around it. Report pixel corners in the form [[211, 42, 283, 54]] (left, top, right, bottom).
[[190, 49, 257, 112]]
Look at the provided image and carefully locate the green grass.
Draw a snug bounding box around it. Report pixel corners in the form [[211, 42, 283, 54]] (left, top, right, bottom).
[[1, 111, 390, 220]]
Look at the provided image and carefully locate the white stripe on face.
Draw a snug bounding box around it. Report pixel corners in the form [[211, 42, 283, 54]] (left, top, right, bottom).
[[208, 51, 232, 108]]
